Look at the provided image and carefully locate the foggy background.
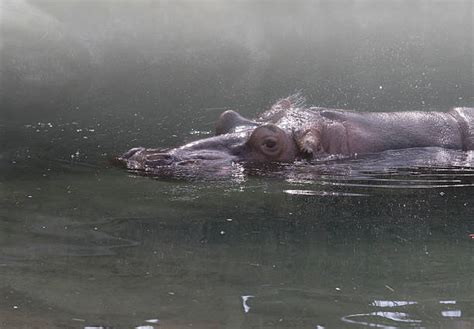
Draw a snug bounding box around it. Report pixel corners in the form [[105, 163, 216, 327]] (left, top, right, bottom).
[[0, 0, 473, 161]]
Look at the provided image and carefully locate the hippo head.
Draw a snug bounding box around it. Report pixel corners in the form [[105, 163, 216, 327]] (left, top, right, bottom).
[[115, 110, 300, 177]]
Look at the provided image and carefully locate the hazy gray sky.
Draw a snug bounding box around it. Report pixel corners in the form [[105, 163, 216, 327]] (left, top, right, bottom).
[[1, 0, 472, 123]]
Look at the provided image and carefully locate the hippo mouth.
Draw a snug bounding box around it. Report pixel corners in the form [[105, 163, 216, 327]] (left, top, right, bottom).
[[114, 147, 239, 174]]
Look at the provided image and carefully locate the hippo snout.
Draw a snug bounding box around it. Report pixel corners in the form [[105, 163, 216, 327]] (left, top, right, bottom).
[[114, 147, 176, 170], [114, 145, 238, 172], [111, 147, 146, 168]]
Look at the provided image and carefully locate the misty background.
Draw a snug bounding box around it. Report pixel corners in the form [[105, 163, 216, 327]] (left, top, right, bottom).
[[0, 0, 473, 162]]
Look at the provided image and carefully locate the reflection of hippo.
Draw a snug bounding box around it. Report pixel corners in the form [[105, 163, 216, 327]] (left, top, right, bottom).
[[117, 95, 474, 173]]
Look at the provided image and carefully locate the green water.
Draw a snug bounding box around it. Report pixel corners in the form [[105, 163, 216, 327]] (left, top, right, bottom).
[[1, 159, 473, 328], [1, 1, 473, 328]]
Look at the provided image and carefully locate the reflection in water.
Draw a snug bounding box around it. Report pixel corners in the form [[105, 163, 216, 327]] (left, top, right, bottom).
[[283, 189, 369, 197], [439, 300, 457, 304], [342, 311, 420, 328], [241, 295, 254, 313], [342, 299, 470, 328], [371, 300, 417, 307], [441, 310, 462, 317]]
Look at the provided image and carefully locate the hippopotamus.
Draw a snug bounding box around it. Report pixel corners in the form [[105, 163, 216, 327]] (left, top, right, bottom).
[[116, 94, 474, 175]]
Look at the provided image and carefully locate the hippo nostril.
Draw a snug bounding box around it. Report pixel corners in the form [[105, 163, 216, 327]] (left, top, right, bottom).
[[144, 153, 175, 166]]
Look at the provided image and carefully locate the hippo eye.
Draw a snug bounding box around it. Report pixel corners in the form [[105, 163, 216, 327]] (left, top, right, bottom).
[[260, 137, 282, 156], [248, 124, 290, 159], [263, 139, 277, 149]]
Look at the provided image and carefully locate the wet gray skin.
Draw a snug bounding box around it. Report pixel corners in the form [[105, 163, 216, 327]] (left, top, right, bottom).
[[116, 95, 474, 175], [119, 123, 299, 171]]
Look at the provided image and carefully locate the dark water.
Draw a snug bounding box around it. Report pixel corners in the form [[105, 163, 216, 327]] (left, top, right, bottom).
[[1, 1, 473, 328]]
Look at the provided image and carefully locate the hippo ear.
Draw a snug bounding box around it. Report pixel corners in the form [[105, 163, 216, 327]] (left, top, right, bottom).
[[294, 128, 323, 157], [215, 110, 259, 135]]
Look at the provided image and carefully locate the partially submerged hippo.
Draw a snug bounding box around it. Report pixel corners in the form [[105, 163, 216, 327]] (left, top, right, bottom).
[[117, 95, 473, 175]]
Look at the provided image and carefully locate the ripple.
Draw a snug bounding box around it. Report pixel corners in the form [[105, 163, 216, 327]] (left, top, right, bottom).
[[281, 148, 474, 192], [283, 189, 368, 197], [318, 181, 474, 189], [341, 311, 422, 328]]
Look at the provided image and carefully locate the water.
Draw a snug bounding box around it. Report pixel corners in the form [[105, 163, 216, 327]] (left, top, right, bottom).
[[1, 1, 473, 328]]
